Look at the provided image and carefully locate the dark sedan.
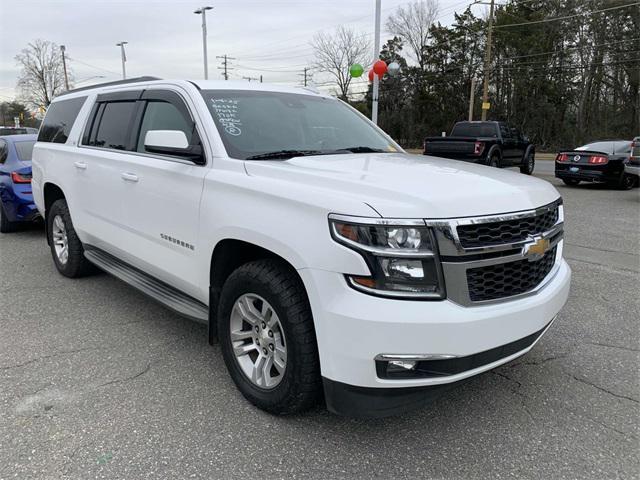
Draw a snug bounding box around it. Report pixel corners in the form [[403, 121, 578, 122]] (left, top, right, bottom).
[[555, 140, 635, 189]]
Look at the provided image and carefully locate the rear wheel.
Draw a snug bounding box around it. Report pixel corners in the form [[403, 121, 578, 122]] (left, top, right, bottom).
[[617, 173, 635, 190], [0, 203, 18, 233], [488, 153, 500, 168], [218, 259, 321, 415], [47, 199, 96, 278], [562, 178, 580, 186], [520, 151, 535, 175]]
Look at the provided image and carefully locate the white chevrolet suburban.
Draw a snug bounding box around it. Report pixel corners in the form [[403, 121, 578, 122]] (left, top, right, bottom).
[[32, 77, 571, 417]]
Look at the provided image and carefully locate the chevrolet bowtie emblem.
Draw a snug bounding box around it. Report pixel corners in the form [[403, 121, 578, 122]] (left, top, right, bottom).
[[523, 236, 550, 262]]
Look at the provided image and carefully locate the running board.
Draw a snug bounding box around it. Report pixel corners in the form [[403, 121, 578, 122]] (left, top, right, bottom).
[[84, 247, 209, 323]]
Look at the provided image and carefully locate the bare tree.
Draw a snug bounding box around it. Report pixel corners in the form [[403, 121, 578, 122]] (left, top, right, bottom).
[[386, 0, 439, 69], [15, 39, 70, 108], [311, 26, 370, 100]]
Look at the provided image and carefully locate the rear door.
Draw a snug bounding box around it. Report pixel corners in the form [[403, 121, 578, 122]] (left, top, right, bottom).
[[77, 91, 141, 250], [498, 123, 518, 165], [115, 88, 209, 298]]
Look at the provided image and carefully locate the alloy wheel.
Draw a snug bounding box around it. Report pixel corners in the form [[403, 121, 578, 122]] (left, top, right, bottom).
[[52, 215, 69, 265], [230, 293, 287, 389]]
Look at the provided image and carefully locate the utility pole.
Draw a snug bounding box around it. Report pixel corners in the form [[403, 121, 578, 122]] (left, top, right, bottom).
[[372, 0, 382, 125], [468, 77, 476, 121], [194, 6, 213, 79], [298, 67, 312, 86], [60, 45, 70, 90], [480, 0, 495, 121], [242, 76, 259, 82], [216, 54, 235, 80], [116, 41, 128, 79]]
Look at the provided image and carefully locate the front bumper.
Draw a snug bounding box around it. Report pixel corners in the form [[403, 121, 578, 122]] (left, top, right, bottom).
[[299, 259, 571, 416], [625, 164, 640, 177]]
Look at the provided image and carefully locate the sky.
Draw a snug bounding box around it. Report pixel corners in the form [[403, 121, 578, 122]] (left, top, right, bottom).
[[0, 0, 484, 102]]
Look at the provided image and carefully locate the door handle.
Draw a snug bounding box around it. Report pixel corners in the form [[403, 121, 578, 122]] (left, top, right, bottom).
[[74, 161, 87, 170], [121, 172, 139, 182]]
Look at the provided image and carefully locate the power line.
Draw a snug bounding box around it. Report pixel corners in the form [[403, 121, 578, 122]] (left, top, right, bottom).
[[216, 54, 236, 80], [493, 2, 640, 29], [499, 37, 640, 60]]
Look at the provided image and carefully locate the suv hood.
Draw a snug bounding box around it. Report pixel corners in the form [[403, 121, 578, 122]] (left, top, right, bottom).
[[244, 153, 560, 219]]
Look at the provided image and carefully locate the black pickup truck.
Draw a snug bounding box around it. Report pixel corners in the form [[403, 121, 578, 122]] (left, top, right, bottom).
[[423, 121, 536, 175]]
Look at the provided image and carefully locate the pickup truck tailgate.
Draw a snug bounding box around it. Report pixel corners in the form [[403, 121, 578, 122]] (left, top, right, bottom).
[[425, 141, 475, 154]]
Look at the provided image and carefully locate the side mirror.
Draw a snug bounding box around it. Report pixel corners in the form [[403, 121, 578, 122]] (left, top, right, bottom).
[[144, 130, 205, 164]]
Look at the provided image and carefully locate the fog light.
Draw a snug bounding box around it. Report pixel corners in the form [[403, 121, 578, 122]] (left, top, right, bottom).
[[387, 360, 417, 373]]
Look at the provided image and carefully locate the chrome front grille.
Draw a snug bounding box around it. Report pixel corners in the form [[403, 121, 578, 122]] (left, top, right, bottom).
[[466, 246, 557, 301], [426, 199, 563, 306], [456, 207, 559, 248]]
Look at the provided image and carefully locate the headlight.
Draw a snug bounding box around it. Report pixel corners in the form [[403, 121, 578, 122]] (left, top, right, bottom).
[[329, 216, 445, 299]]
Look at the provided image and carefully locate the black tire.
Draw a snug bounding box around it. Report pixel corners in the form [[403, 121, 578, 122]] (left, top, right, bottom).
[[617, 173, 635, 190], [562, 178, 580, 186], [520, 151, 535, 175], [47, 199, 96, 278], [488, 153, 500, 168], [218, 259, 321, 415], [0, 202, 18, 233]]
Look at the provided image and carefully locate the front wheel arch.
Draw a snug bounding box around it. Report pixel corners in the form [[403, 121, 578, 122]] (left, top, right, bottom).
[[208, 238, 309, 344]]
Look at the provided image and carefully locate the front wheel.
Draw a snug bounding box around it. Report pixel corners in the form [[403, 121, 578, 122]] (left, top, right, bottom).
[[520, 151, 535, 175], [218, 259, 322, 415]]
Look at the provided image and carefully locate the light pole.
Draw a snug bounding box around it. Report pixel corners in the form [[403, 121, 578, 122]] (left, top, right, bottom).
[[60, 45, 70, 90], [371, 0, 381, 125], [116, 41, 128, 79], [480, 0, 495, 120], [194, 6, 213, 80]]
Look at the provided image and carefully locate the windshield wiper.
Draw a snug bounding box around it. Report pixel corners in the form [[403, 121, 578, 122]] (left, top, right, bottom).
[[246, 149, 322, 160], [330, 146, 388, 154]]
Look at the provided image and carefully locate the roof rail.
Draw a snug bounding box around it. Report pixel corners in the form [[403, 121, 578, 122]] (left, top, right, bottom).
[[56, 76, 162, 97]]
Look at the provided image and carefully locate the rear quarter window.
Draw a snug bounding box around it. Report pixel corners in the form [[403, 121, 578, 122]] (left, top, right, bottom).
[[38, 96, 87, 143]]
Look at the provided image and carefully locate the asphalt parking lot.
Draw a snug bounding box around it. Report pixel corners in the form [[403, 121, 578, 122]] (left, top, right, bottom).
[[1, 160, 638, 480]]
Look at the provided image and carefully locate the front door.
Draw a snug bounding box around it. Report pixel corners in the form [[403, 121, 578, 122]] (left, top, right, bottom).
[[116, 89, 208, 300]]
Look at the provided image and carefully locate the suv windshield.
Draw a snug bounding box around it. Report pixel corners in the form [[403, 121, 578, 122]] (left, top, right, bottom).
[[200, 90, 399, 160]]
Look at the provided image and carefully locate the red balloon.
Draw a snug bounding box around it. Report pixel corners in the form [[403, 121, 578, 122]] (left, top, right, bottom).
[[373, 60, 388, 76], [368, 69, 375, 82]]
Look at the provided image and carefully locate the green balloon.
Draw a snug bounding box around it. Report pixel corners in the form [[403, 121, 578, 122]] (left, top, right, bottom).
[[349, 64, 364, 78]]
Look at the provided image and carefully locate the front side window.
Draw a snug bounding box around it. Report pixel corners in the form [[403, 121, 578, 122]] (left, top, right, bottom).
[[137, 101, 193, 153], [14, 141, 36, 161], [38, 96, 86, 143], [200, 90, 399, 160], [92, 101, 137, 150]]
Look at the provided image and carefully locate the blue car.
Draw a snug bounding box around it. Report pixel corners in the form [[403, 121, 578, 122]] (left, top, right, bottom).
[[0, 134, 39, 232]]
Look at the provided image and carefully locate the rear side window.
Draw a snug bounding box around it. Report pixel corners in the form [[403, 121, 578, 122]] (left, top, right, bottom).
[[38, 96, 87, 143], [15, 141, 36, 161], [89, 101, 137, 150], [0, 140, 7, 164]]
